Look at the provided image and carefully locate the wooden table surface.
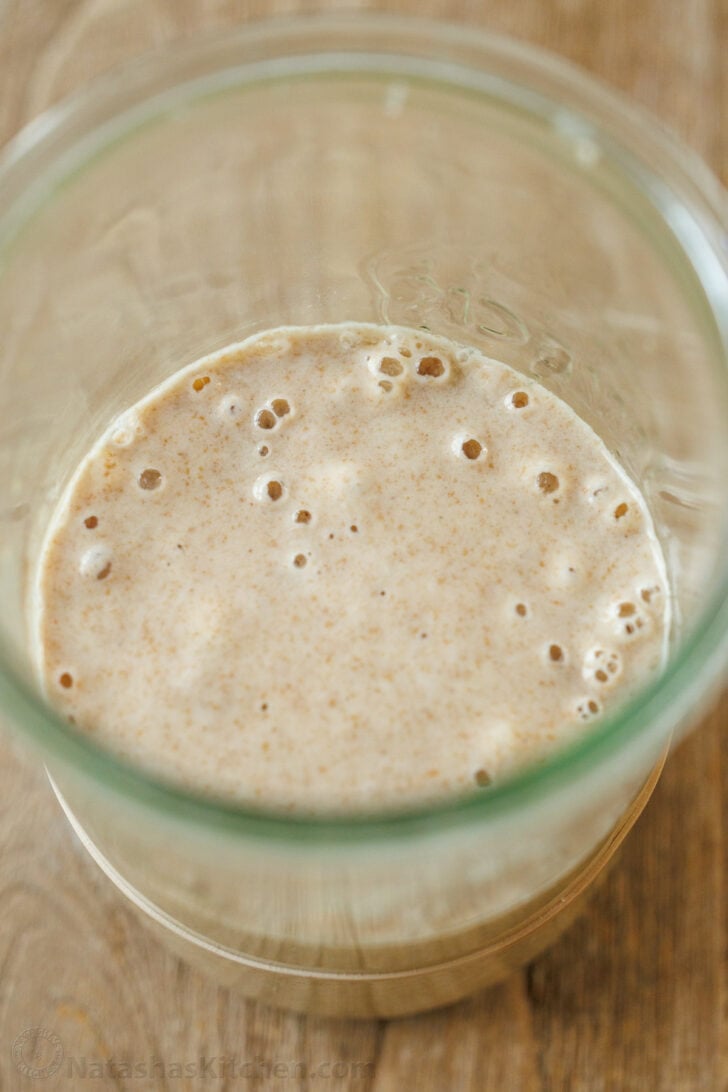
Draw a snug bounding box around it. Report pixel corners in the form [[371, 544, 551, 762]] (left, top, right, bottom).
[[0, 1, 726, 1089]]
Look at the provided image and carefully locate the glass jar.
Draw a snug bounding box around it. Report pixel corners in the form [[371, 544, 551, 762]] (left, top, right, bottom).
[[0, 14, 726, 1017]]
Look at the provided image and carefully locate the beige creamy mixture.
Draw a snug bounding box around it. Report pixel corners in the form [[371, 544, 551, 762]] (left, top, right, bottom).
[[34, 324, 669, 811]]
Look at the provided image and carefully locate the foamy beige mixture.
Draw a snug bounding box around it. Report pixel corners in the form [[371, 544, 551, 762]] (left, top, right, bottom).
[[35, 324, 668, 811]]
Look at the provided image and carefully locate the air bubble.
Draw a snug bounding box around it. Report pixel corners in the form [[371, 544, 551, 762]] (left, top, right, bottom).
[[59, 672, 73, 689], [584, 648, 622, 685], [549, 644, 564, 662], [256, 408, 276, 430], [474, 769, 492, 788], [537, 472, 559, 494], [511, 391, 529, 409], [272, 398, 290, 418], [515, 603, 527, 617], [641, 585, 660, 603], [138, 468, 162, 491], [110, 412, 140, 447], [79, 546, 112, 580], [192, 376, 210, 392], [254, 475, 286, 503], [217, 395, 242, 419], [258, 445, 269, 457], [614, 502, 628, 520], [293, 554, 307, 568], [618, 602, 635, 617], [350, 525, 359, 533], [84, 516, 98, 529], [417, 356, 445, 378], [379, 357, 403, 377], [379, 380, 393, 392], [462, 439, 482, 461], [295, 509, 311, 524], [399, 347, 412, 358]]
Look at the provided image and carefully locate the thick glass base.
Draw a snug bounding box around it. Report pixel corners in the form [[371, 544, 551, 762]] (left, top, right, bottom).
[[51, 755, 664, 1019]]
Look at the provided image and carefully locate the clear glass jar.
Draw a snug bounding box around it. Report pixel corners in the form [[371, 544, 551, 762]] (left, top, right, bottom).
[[0, 14, 727, 1018]]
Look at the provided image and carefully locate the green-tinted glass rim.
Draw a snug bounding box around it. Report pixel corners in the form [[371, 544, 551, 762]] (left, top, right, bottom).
[[1, 13, 727, 845]]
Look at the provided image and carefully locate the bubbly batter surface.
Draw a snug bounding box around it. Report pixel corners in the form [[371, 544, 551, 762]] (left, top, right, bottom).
[[35, 324, 669, 811]]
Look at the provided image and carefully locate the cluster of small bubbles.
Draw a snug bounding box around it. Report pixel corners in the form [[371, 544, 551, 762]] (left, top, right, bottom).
[[515, 602, 528, 617], [79, 546, 112, 580], [614, 600, 647, 639], [217, 395, 243, 420], [584, 647, 621, 684], [192, 376, 211, 393], [576, 697, 601, 721], [59, 672, 73, 689], [548, 643, 565, 663], [416, 356, 446, 378], [295, 509, 311, 524], [537, 471, 559, 495], [474, 768, 492, 788], [84, 515, 98, 529], [614, 502, 629, 520], [510, 391, 529, 409], [138, 468, 162, 491], [256, 398, 292, 431]]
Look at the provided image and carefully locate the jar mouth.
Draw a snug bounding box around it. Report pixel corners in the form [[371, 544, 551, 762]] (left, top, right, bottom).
[[1, 12, 727, 844]]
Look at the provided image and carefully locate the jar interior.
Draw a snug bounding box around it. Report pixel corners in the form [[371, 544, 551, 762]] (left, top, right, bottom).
[[0, 53, 726, 800]]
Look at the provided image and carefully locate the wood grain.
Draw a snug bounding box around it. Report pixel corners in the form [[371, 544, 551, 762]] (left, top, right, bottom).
[[0, 1, 726, 1089]]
